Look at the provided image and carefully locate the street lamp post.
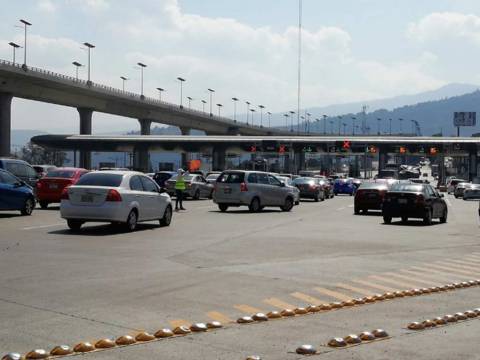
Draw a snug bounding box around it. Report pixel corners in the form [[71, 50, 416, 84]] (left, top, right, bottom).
[[120, 76, 129, 91], [389, 118, 392, 135], [72, 61, 82, 80], [201, 100, 207, 113], [8, 42, 20, 64], [137, 62, 147, 98], [289, 111, 295, 132], [267, 112, 272, 128], [187, 96, 193, 109], [232, 97, 239, 121], [377, 118, 382, 135], [258, 105, 265, 127], [208, 88, 215, 116], [411, 120, 415, 136], [322, 114, 327, 135], [217, 103, 223, 116], [250, 109, 256, 126], [156, 87, 164, 101], [19, 19, 31, 67], [246, 101, 251, 125], [399, 118, 404, 135], [342, 123, 347, 135], [83, 42, 95, 84], [177, 77, 186, 108], [352, 116, 357, 135], [284, 113, 289, 129], [337, 116, 342, 135], [329, 120, 334, 134]]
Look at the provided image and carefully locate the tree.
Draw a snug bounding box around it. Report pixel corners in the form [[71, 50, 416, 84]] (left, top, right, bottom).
[[19, 142, 67, 166]]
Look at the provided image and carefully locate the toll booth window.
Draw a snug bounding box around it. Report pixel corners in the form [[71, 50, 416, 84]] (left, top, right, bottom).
[[218, 172, 244, 183]]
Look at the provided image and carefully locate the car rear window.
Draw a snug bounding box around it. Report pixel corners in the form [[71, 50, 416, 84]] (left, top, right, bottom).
[[169, 174, 194, 181], [358, 183, 387, 190], [218, 172, 245, 183], [390, 184, 424, 192], [46, 170, 76, 178], [293, 177, 315, 184], [75, 173, 123, 187]]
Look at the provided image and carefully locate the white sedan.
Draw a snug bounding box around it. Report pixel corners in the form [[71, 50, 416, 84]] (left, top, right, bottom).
[[60, 171, 172, 231]]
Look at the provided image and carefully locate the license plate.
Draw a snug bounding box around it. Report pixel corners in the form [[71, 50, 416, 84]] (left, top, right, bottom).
[[224, 188, 232, 194], [81, 194, 94, 202], [368, 193, 377, 198], [49, 184, 58, 189], [398, 198, 408, 204]]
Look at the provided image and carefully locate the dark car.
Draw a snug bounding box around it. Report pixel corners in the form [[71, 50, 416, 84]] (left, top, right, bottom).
[[0, 158, 40, 189], [166, 174, 214, 199], [153, 171, 176, 188], [333, 178, 356, 196], [0, 169, 36, 215], [36, 167, 89, 208], [354, 182, 388, 214], [382, 183, 447, 225], [33, 165, 57, 178], [292, 177, 325, 202], [314, 176, 334, 199]]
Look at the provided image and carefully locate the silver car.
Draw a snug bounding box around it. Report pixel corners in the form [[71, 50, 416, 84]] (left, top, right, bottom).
[[277, 176, 300, 205], [463, 184, 480, 200], [60, 171, 173, 231], [166, 174, 214, 199], [454, 182, 471, 198], [213, 170, 296, 212]]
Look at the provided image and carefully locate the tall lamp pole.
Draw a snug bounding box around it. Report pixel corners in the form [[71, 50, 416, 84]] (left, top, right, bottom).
[[187, 96, 194, 109], [137, 62, 147, 97], [246, 101, 251, 125], [216, 103, 223, 116], [232, 97, 239, 121], [72, 61, 82, 80], [201, 100, 207, 113], [267, 112, 272, 128], [389, 118, 392, 135], [120, 76, 129, 91], [284, 113, 289, 129], [250, 109, 256, 126], [208, 88, 215, 116], [8, 42, 20, 64], [83, 42, 95, 84], [352, 116, 357, 135], [258, 105, 265, 127], [156, 87, 164, 101], [19, 19, 31, 67], [377, 118, 382, 135], [399, 118, 404, 135], [322, 114, 327, 135], [177, 77, 186, 108], [337, 116, 342, 135], [289, 111, 295, 132]]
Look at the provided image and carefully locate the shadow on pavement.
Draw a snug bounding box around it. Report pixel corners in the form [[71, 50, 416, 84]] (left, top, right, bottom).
[[48, 223, 159, 236], [0, 212, 22, 218]]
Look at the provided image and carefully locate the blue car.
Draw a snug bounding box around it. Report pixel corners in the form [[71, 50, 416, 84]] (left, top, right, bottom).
[[0, 169, 36, 215], [333, 178, 356, 196]]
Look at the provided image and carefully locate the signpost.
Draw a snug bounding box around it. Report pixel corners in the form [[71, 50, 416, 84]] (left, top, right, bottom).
[[454, 112, 476, 137]]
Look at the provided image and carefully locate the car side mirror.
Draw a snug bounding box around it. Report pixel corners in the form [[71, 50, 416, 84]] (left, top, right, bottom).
[[159, 188, 167, 194], [14, 181, 25, 188], [439, 193, 444, 198], [280, 182, 285, 187]]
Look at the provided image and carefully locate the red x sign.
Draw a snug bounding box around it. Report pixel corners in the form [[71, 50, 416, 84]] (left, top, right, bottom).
[[279, 145, 286, 154], [342, 140, 351, 149], [250, 145, 257, 153]]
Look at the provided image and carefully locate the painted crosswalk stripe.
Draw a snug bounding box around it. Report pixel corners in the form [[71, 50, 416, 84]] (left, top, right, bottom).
[[314, 287, 352, 302], [352, 279, 398, 292], [384, 272, 437, 286], [207, 311, 233, 324], [234, 304, 264, 314], [441, 261, 480, 272], [263, 298, 296, 310], [290, 292, 326, 305], [448, 259, 480, 267], [400, 269, 457, 283], [336, 283, 374, 296], [428, 264, 476, 276], [368, 275, 418, 289], [410, 266, 470, 280]]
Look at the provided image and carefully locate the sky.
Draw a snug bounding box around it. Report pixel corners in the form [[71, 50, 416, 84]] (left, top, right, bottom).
[[1, 0, 480, 133]]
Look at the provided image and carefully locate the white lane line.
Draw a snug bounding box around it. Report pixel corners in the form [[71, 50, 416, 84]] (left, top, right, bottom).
[[22, 223, 64, 231], [348, 204, 354, 208], [336, 207, 346, 211], [445, 198, 452, 207]]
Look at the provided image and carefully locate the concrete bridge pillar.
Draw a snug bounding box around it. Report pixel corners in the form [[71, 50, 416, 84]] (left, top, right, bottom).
[[212, 146, 226, 171], [0, 93, 13, 157], [139, 119, 152, 135], [77, 107, 93, 169], [133, 145, 150, 172]]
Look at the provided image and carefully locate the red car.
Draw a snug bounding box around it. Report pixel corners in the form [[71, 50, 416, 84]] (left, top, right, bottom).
[[36, 167, 89, 208]]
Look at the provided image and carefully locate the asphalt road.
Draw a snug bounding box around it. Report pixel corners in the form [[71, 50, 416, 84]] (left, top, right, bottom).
[[0, 189, 479, 359]]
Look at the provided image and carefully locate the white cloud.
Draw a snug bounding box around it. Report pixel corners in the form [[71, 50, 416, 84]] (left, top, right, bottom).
[[407, 12, 480, 44], [38, 0, 56, 13]]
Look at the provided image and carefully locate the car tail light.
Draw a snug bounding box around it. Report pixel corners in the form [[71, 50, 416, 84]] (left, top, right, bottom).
[[309, 184, 317, 190], [106, 189, 122, 202], [36, 181, 43, 189], [240, 182, 248, 192], [60, 188, 69, 200], [415, 194, 425, 205], [378, 190, 387, 198]]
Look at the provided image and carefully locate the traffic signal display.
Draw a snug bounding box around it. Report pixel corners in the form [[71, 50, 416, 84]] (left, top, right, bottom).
[[399, 146, 407, 154], [368, 145, 377, 154], [429, 147, 438, 155]]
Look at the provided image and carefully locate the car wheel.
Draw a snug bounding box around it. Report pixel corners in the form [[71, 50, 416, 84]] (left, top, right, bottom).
[[67, 219, 83, 231], [249, 197, 261, 212], [423, 209, 433, 225], [39, 201, 49, 209], [125, 210, 138, 232], [193, 189, 201, 200], [218, 204, 228, 212], [440, 209, 448, 223], [208, 190, 214, 199], [454, 195, 459, 199], [401, 216, 408, 223], [281, 197, 294, 212], [295, 201, 300, 206], [321, 192, 325, 201], [383, 216, 392, 224], [21, 198, 34, 216], [354, 206, 360, 215], [314, 194, 319, 202], [160, 205, 172, 227], [334, 192, 338, 196]]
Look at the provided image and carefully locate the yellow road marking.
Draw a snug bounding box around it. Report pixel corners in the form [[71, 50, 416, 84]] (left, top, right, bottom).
[[263, 297, 296, 310], [234, 304, 264, 314], [448, 259, 480, 267], [368, 275, 418, 289], [440, 261, 480, 272], [314, 287, 353, 302], [352, 279, 398, 292], [290, 292, 326, 305], [384, 272, 437, 286], [207, 311, 233, 324], [465, 255, 480, 262], [336, 283, 374, 296], [428, 264, 476, 276], [169, 319, 190, 328], [400, 270, 455, 283], [410, 266, 470, 280]]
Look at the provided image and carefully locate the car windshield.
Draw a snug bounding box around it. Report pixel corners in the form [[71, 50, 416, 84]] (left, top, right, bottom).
[[207, 174, 219, 180], [293, 177, 315, 185], [75, 173, 123, 187], [217, 172, 245, 183], [390, 184, 424, 192], [45, 170, 76, 178]]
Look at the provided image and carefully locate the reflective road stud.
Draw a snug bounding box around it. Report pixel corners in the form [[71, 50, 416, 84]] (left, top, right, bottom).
[[207, 321, 223, 329], [408, 322, 425, 330], [296, 344, 318, 354], [173, 326, 192, 334], [190, 323, 208, 332], [372, 329, 389, 338], [267, 311, 282, 319], [25, 350, 48, 359], [155, 329, 174, 338], [246, 356, 262, 360], [2, 354, 21, 360], [73, 342, 95, 353], [50, 345, 73, 356], [328, 338, 347, 347], [345, 334, 361, 344], [359, 332, 376, 341], [95, 339, 116, 349], [115, 335, 136, 346], [135, 332, 156, 341], [237, 316, 255, 324]]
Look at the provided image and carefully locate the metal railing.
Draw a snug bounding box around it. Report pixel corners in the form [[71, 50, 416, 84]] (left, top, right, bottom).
[[0, 58, 287, 134]]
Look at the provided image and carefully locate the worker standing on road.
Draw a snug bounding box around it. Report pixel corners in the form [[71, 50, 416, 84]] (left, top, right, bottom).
[[175, 169, 187, 211]]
